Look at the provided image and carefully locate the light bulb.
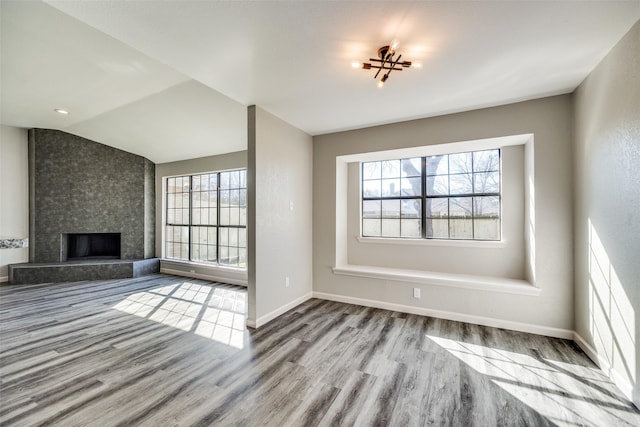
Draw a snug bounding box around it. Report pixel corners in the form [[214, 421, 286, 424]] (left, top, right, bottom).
[[351, 61, 361, 69], [54, 109, 69, 115], [390, 39, 400, 50]]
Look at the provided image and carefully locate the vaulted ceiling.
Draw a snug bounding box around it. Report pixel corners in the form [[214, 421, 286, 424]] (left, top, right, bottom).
[[1, 1, 638, 163]]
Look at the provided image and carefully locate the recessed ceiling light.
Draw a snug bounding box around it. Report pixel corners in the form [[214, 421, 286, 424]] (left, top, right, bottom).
[[54, 108, 70, 115]]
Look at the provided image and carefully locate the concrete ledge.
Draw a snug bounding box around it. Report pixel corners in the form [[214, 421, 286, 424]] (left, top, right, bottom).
[[8, 258, 160, 285]]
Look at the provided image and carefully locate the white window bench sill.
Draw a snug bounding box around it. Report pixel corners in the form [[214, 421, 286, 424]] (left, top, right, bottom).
[[332, 264, 540, 296]]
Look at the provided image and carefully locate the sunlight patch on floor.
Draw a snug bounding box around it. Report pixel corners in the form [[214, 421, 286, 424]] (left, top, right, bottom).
[[427, 335, 636, 426], [113, 281, 246, 349]]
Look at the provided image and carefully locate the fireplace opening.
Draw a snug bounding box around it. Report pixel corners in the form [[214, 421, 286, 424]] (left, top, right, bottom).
[[66, 233, 121, 260]]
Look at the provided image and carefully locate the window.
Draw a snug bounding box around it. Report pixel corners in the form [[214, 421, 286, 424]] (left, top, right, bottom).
[[362, 149, 500, 240], [165, 169, 247, 267]]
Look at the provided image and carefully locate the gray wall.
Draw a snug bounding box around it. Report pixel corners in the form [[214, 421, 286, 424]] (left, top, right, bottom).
[[155, 150, 247, 285], [0, 125, 29, 280], [29, 129, 155, 262], [314, 95, 574, 332], [248, 106, 313, 327], [573, 21, 640, 406]]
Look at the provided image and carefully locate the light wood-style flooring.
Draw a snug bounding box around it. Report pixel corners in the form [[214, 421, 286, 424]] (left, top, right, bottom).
[[1, 274, 638, 426]]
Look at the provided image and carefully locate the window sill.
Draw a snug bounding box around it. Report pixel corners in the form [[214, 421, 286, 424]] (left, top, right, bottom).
[[161, 258, 247, 272], [332, 264, 539, 296], [356, 236, 507, 248]]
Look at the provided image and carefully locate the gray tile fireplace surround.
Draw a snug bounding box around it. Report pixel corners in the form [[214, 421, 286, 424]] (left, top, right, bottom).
[[8, 259, 159, 285], [9, 129, 159, 285]]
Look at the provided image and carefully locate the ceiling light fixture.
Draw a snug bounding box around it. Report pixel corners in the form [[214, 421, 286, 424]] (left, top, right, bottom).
[[54, 108, 70, 115], [360, 41, 414, 87]]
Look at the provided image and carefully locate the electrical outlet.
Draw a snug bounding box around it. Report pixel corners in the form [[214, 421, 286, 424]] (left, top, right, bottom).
[[413, 288, 421, 299], [285, 276, 290, 287]]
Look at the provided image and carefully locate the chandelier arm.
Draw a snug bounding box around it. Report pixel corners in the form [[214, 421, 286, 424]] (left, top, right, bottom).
[[374, 52, 391, 79], [385, 54, 402, 79], [368, 65, 404, 71]]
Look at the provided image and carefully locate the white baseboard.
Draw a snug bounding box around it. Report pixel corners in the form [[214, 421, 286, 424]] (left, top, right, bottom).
[[0, 275, 8, 283], [574, 332, 639, 409], [160, 267, 247, 287], [312, 291, 574, 340], [249, 292, 313, 329]]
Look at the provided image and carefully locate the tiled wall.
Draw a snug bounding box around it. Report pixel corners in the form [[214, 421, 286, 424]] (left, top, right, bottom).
[[29, 129, 155, 262]]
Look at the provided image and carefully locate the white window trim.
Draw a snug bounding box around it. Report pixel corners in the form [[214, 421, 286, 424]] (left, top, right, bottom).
[[335, 133, 537, 291]]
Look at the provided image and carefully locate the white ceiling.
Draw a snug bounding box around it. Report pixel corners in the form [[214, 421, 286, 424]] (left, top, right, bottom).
[[2, 1, 639, 163]]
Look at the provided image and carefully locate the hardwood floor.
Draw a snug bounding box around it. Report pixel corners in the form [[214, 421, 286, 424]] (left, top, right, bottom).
[[1, 274, 638, 426]]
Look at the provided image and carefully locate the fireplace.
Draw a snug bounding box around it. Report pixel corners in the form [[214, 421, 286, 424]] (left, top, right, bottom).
[[65, 233, 121, 261]]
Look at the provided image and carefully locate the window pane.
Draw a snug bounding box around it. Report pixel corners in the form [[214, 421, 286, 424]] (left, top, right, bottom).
[[220, 246, 229, 264], [426, 176, 448, 196], [363, 180, 381, 198], [167, 177, 177, 193], [239, 206, 247, 226], [381, 179, 401, 197], [426, 198, 448, 218], [228, 247, 239, 266], [449, 174, 473, 195], [473, 150, 500, 173], [192, 208, 201, 224], [238, 228, 247, 247], [239, 170, 246, 188], [474, 217, 500, 240], [450, 218, 473, 239], [362, 219, 381, 236], [401, 158, 422, 177], [363, 200, 381, 218], [401, 219, 421, 237], [426, 155, 447, 175], [220, 172, 230, 189], [381, 160, 400, 178], [401, 199, 421, 219], [449, 152, 472, 174], [192, 244, 201, 261], [381, 219, 400, 237], [363, 162, 381, 180], [167, 194, 176, 209], [229, 228, 239, 246], [474, 172, 500, 194], [220, 208, 230, 225], [228, 207, 240, 225], [220, 228, 229, 246], [474, 196, 500, 218], [450, 197, 472, 218], [426, 218, 448, 239], [381, 199, 400, 219], [192, 175, 201, 191], [238, 248, 247, 268], [401, 177, 421, 196]]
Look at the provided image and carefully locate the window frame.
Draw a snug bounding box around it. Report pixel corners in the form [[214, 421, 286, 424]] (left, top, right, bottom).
[[164, 169, 247, 268], [361, 149, 501, 241]]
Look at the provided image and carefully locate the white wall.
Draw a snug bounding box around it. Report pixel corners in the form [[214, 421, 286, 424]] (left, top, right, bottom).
[[573, 21, 640, 407], [314, 95, 574, 335], [247, 106, 313, 327], [155, 150, 248, 285], [0, 125, 29, 281]]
